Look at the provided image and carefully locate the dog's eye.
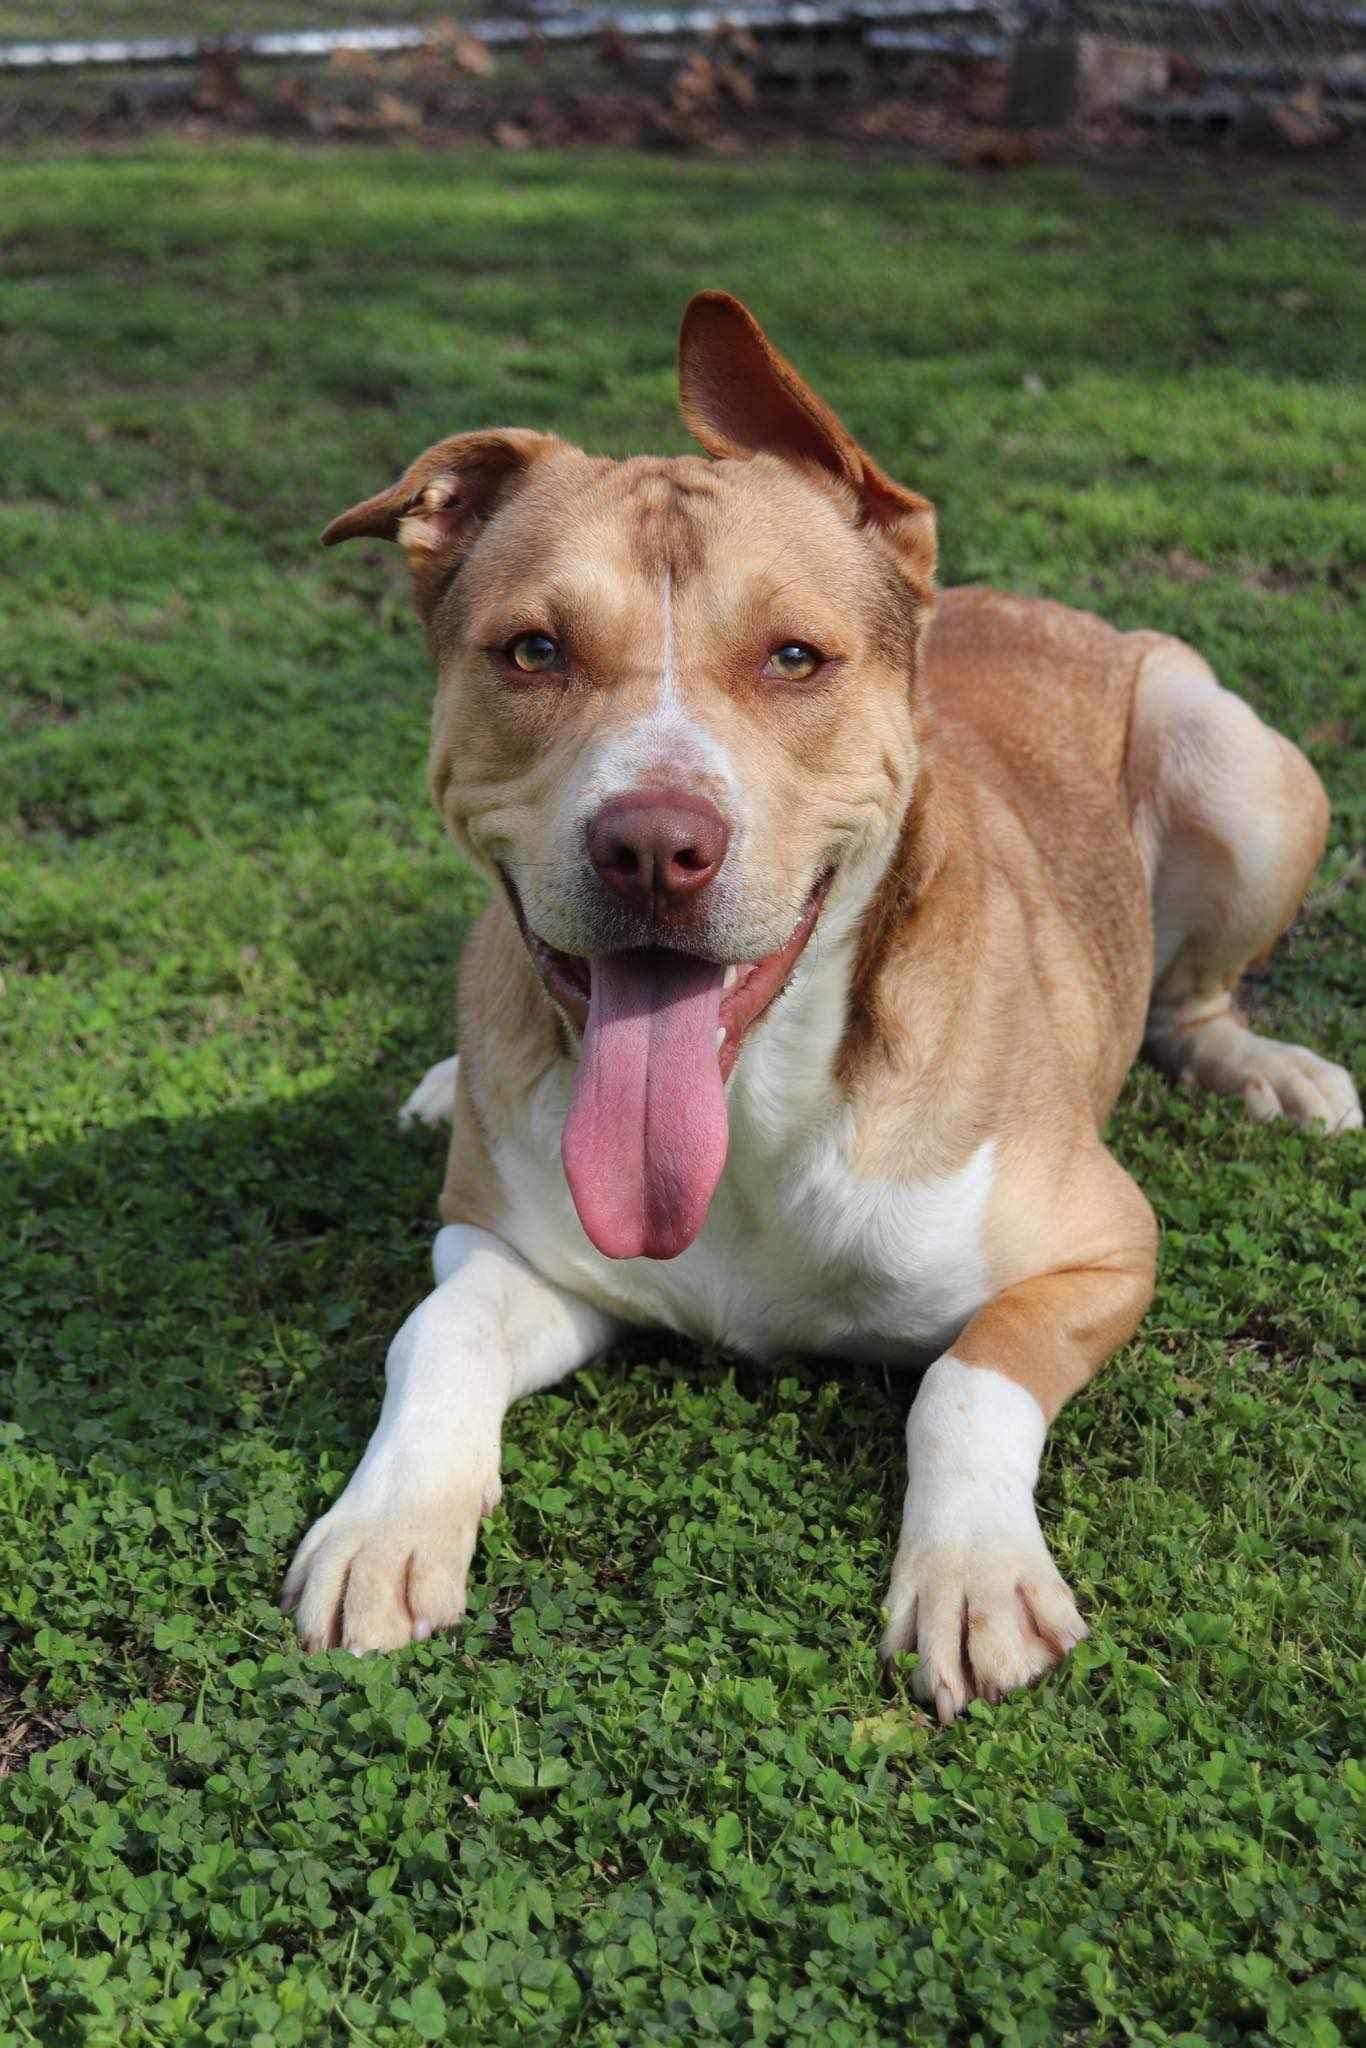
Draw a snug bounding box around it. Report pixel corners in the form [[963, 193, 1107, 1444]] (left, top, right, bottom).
[[507, 632, 561, 673], [767, 642, 823, 681]]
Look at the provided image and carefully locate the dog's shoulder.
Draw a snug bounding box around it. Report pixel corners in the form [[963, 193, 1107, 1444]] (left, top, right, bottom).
[[839, 587, 1158, 1139], [924, 586, 1145, 795]]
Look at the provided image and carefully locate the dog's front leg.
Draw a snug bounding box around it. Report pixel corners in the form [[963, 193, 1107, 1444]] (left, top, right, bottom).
[[283, 1225, 617, 1654], [882, 1230, 1154, 1723]]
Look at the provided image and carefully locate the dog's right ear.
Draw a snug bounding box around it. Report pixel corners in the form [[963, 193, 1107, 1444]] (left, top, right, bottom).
[[678, 292, 935, 602], [321, 428, 560, 610]]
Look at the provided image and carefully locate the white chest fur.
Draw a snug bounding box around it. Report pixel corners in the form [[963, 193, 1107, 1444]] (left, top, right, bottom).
[[482, 858, 997, 1365], [494, 1050, 996, 1366]]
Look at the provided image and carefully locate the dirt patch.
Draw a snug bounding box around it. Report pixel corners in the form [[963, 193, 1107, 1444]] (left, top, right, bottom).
[[1113, 550, 1363, 595], [17, 797, 101, 840], [1227, 1306, 1307, 1369], [1163, 547, 1215, 584], [0, 1665, 69, 1781], [1243, 559, 1364, 597], [5, 694, 81, 734]]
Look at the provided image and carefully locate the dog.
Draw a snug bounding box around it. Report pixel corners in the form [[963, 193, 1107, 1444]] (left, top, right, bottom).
[[282, 293, 1360, 1720]]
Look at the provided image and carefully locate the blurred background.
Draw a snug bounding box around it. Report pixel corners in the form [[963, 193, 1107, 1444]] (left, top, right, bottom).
[[4, 0, 1363, 153]]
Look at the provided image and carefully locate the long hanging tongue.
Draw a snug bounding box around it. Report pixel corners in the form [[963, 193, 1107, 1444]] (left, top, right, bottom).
[[561, 949, 728, 1260]]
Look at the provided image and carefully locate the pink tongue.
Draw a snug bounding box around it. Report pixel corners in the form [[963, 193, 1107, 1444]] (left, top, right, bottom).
[[561, 949, 729, 1260]]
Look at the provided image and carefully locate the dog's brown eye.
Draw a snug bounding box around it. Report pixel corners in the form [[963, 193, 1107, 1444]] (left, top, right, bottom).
[[768, 642, 822, 681], [507, 632, 560, 673]]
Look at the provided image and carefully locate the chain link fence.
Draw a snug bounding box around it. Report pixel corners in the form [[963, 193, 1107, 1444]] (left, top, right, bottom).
[[2, 2, 1362, 147], [1061, 0, 1363, 134]]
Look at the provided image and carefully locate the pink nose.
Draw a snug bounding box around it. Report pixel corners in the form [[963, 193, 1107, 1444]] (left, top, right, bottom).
[[586, 789, 730, 915]]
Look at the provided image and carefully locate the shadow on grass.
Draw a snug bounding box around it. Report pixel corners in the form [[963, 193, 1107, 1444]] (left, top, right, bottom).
[[2, 1077, 912, 1512], [6, 1079, 437, 1463]]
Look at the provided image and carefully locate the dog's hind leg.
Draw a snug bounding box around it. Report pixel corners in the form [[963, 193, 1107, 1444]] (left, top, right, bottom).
[[1128, 639, 1361, 1133]]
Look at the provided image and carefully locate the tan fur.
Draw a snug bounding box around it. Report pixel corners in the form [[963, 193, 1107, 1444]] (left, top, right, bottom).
[[297, 291, 1359, 1708]]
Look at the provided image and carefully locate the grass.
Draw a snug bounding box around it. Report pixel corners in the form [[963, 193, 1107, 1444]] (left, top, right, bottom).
[[0, 3, 451, 38], [1, 142, 1364, 2048]]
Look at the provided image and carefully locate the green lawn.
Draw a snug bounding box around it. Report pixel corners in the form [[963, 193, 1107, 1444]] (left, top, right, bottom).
[[2, 144, 1364, 2048]]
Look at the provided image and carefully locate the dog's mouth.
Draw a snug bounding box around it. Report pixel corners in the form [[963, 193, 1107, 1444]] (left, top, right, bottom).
[[501, 871, 831, 1262], [507, 877, 830, 1084]]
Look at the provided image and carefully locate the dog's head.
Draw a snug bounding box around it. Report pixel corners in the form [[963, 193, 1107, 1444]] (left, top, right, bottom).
[[325, 294, 937, 1259]]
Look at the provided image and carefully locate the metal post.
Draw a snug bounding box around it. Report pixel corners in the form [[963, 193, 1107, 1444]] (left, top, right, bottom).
[[1005, 0, 1080, 125]]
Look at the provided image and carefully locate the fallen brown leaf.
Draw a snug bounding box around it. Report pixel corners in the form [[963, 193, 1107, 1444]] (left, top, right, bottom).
[[374, 92, 423, 133], [957, 128, 1041, 169], [1304, 720, 1352, 748], [449, 33, 494, 79]]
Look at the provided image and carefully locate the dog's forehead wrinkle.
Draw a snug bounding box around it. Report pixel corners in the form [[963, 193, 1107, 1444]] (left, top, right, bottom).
[[473, 451, 895, 651], [602, 454, 857, 593]]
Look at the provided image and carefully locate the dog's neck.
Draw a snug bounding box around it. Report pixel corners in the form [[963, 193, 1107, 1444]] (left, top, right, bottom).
[[838, 751, 973, 1075]]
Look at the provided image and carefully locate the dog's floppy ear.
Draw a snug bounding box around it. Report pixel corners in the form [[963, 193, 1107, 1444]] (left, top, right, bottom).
[[678, 292, 935, 600], [321, 428, 560, 610]]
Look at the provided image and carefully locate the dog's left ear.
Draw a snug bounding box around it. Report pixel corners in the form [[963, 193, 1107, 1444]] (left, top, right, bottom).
[[678, 292, 935, 600], [321, 428, 561, 613]]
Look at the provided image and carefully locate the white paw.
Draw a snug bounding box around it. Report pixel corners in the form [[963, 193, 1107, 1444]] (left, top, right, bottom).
[[397, 1054, 459, 1130], [1167, 1016, 1362, 1133], [882, 1525, 1086, 1724], [1232, 1039, 1361, 1134], [281, 1471, 498, 1654], [885, 1356, 1085, 1722]]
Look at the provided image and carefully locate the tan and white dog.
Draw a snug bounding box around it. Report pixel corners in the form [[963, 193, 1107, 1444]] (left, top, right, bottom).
[[283, 293, 1361, 1720]]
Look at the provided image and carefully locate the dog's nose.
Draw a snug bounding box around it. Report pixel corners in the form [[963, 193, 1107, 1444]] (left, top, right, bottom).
[[586, 789, 730, 915]]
